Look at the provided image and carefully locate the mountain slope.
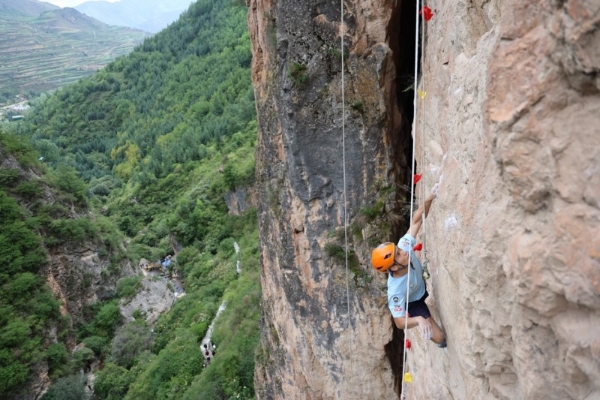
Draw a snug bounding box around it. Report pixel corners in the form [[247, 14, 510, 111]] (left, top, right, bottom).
[[0, 130, 135, 400], [17, 0, 260, 398], [0, 2, 147, 103], [76, 0, 194, 33], [0, 0, 57, 17]]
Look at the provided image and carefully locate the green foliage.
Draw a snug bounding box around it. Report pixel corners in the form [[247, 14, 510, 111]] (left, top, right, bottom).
[[4, 0, 263, 397], [289, 62, 308, 86], [110, 322, 152, 369], [94, 362, 135, 400], [48, 165, 88, 206], [351, 101, 365, 115], [46, 343, 70, 379], [73, 347, 95, 370], [0, 131, 40, 167], [360, 200, 385, 221], [323, 243, 364, 282], [324, 243, 347, 264], [14, 180, 43, 199], [0, 168, 19, 187], [45, 217, 97, 247], [0, 173, 72, 396], [94, 301, 122, 336], [82, 336, 108, 357], [40, 374, 87, 400], [125, 329, 204, 399], [183, 240, 261, 400], [18, 0, 255, 185], [116, 276, 142, 299]]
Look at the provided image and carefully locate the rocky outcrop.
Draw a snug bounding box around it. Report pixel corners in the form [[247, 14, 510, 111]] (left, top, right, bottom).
[[248, 0, 599, 399], [225, 186, 258, 215], [119, 274, 176, 324]]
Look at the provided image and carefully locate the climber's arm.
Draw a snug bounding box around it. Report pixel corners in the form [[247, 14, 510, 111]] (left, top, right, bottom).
[[393, 315, 425, 330], [407, 193, 435, 238], [394, 315, 438, 341]]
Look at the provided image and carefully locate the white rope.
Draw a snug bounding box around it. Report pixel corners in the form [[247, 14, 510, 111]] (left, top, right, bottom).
[[341, 0, 349, 323], [401, 0, 421, 396], [419, 2, 429, 281], [340, 0, 353, 379]]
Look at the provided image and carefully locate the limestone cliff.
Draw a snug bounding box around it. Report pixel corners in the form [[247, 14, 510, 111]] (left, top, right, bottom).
[[249, 0, 599, 399]]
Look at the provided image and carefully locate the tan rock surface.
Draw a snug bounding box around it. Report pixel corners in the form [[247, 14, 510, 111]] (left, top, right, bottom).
[[249, 0, 600, 398]]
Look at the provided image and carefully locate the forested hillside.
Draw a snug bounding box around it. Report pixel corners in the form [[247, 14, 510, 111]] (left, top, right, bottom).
[[11, 0, 261, 398], [0, 131, 133, 399]]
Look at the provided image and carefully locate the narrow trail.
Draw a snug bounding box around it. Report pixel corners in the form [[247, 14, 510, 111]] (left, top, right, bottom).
[[200, 302, 226, 365], [200, 240, 240, 365]]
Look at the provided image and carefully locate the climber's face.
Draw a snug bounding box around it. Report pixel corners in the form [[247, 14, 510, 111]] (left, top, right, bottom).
[[391, 246, 409, 270]]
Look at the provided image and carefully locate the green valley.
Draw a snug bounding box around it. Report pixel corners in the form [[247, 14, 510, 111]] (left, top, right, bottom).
[[2, 0, 261, 398]]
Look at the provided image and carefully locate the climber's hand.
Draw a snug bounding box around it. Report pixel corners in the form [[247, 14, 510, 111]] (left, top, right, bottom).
[[417, 317, 432, 340]]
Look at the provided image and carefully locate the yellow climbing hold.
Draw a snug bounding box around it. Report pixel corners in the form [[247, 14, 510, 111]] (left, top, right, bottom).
[[404, 372, 413, 383], [418, 90, 427, 99]]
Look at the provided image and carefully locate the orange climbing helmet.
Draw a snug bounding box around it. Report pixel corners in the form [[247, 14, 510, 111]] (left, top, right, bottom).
[[371, 242, 396, 272]]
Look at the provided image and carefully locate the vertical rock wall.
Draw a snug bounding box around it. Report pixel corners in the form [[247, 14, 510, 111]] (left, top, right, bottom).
[[409, 0, 600, 399], [248, 0, 600, 398], [249, 0, 404, 398]]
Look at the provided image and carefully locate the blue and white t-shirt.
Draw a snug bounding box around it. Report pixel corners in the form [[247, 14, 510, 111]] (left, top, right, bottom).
[[387, 233, 426, 318]]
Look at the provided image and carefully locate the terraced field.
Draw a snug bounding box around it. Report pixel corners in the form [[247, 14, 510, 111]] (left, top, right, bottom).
[[0, 7, 148, 102]]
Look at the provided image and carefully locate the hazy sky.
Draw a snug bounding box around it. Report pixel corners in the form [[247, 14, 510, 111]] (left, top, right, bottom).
[[43, 0, 120, 8]]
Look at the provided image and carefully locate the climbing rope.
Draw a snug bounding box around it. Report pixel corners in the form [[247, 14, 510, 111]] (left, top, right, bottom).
[[401, 0, 422, 395], [419, 2, 431, 282], [341, 0, 349, 322], [340, 0, 354, 380]]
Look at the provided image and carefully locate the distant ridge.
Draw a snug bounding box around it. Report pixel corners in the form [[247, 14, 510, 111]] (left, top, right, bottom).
[[0, 0, 58, 17], [76, 0, 194, 33], [0, 0, 148, 102]]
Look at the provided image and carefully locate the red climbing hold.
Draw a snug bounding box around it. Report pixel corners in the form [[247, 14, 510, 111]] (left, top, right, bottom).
[[405, 338, 412, 349], [420, 6, 434, 21], [413, 174, 422, 184], [413, 243, 423, 251]]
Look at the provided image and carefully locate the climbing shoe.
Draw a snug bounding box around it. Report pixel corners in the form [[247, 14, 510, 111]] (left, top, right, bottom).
[[438, 339, 447, 348]]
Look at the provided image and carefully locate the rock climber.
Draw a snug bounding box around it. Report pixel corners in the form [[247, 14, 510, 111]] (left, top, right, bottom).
[[371, 185, 446, 348]]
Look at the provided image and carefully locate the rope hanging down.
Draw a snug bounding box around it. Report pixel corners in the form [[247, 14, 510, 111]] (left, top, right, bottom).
[[340, 0, 355, 382], [401, 0, 424, 395], [341, 0, 349, 324]]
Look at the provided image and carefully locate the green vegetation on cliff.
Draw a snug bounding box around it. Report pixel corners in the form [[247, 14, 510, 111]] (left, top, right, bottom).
[[12, 0, 261, 398], [0, 131, 129, 398]]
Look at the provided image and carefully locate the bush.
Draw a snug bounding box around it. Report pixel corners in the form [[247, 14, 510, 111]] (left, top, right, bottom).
[[82, 336, 107, 357], [116, 276, 142, 299], [110, 323, 152, 369], [94, 301, 122, 336], [94, 362, 133, 400], [40, 374, 86, 400], [289, 62, 308, 86], [14, 181, 43, 199], [74, 346, 95, 371], [0, 169, 19, 186], [46, 343, 70, 379]]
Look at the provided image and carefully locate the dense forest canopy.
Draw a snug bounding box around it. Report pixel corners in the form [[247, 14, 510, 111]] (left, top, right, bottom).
[[5, 0, 262, 398]]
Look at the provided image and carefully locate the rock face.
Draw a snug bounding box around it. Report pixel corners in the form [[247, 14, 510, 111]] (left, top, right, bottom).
[[249, 0, 413, 398], [119, 274, 176, 324], [249, 0, 599, 399]]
